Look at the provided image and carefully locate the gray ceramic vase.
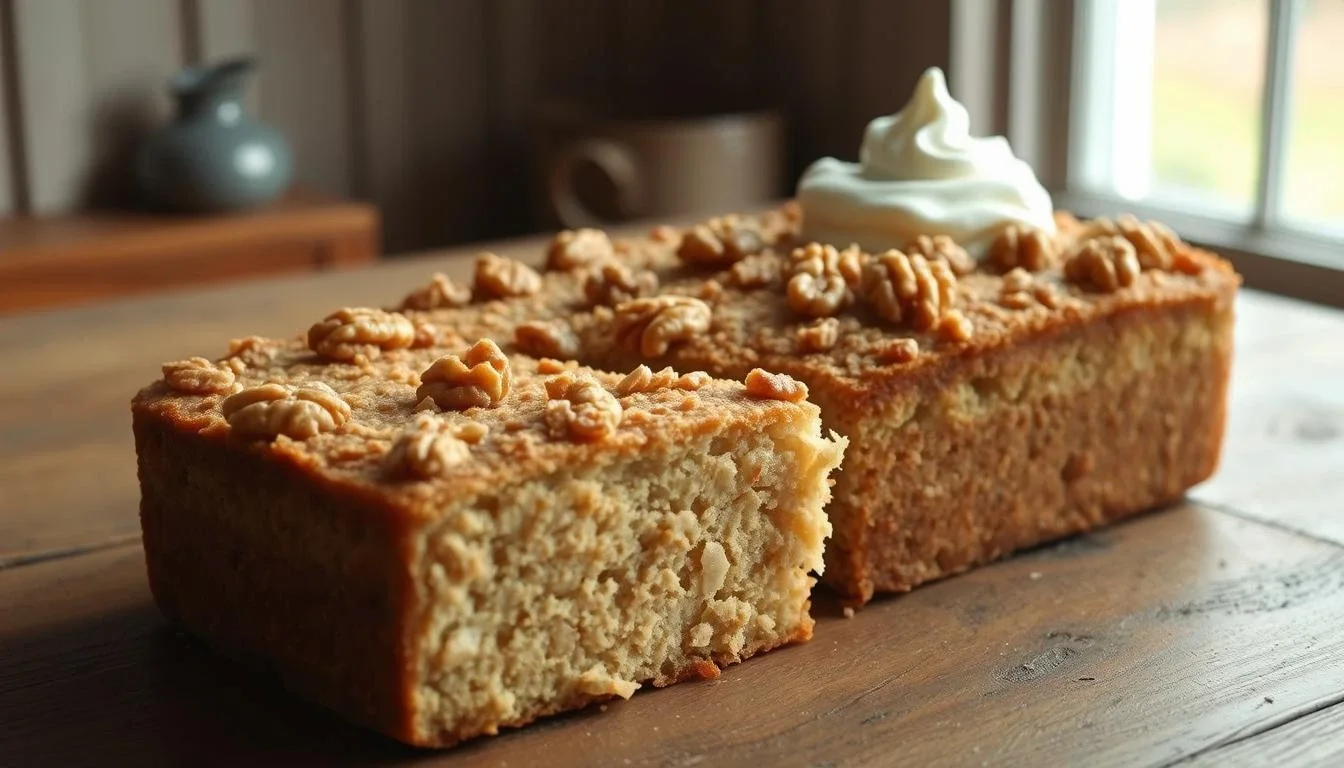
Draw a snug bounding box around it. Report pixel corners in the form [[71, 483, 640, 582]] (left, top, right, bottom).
[[136, 57, 293, 214]]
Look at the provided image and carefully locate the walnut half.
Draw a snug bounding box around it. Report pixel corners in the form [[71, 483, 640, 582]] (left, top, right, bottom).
[[399, 273, 472, 310], [308, 307, 415, 362], [677, 216, 765, 266], [162, 357, 236, 395], [786, 243, 864, 318], [386, 415, 486, 479], [417, 339, 512, 410], [474, 252, 542, 299], [544, 373, 623, 442], [547, 228, 614, 271], [1064, 235, 1140, 292], [221, 381, 351, 440], [613, 296, 712, 357], [743, 369, 809, 403], [860, 250, 957, 330]]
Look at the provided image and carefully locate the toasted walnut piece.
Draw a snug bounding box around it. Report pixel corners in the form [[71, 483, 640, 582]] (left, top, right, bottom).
[[797, 318, 841, 353], [474, 252, 542, 298], [583, 261, 660, 306], [649, 224, 680, 244], [786, 243, 864, 318], [1065, 235, 1141, 292], [989, 225, 1057, 272], [675, 371, 711, 391], [162, 357, 236, 395], [386, 416, 487, 479], [547, 228, 614, 271], [677, 216, 765, 266], [905, 234, 975, 276], [307, 307, 415, 362], [1033, 283, 1065, 309], [544, 373, 623, 442], [698, 279, 724, 303], [744, 369, 808, 403], [614, 296, 712, 357], [411, 322, 438, 348], [874, 337, 920, 364], [536, 358, 579, 375], [1002, 267, 1034, 293], [221, 381, 351, 440], [417, 339, 511, 410], [226, 336, 274, 368], [514, 320, 579, 360], [729, 253, 782, 289], [1116, 215, 1180, 270], [616, 364, 680, 396], [1000, 291, 1036, 310], [399, 273, 472, 310], [938, 310, 974, 342], [861, 250, 957, 330]]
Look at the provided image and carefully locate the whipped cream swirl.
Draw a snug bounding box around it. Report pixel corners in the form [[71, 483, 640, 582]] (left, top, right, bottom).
[[797, 67, 1055, 258]]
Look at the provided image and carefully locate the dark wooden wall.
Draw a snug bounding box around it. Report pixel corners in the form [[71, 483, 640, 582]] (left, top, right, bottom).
[[0, 0, 950, 254]]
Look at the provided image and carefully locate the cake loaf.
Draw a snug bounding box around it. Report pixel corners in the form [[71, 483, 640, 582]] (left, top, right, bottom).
[[133, 331, 845, 746]]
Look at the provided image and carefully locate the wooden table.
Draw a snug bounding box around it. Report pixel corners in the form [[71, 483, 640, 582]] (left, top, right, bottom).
[[2, 232, 1343, 767], [0, 190, 380, 314]]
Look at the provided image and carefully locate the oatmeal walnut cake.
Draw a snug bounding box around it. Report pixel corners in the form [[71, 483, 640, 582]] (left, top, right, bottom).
[[132, 67, 1237, 747]]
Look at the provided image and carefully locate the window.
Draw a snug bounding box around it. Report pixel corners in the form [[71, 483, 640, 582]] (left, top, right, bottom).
[[992, 0, 1344, 305]]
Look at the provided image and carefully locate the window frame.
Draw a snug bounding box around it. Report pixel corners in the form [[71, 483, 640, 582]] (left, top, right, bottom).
[[951, 0, 1344, 308]]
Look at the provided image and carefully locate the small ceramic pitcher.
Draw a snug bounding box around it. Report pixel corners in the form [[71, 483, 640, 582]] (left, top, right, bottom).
[[136, 57, 293, 214]]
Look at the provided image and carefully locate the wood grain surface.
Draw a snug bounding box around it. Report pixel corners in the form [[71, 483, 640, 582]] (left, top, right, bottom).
[[1, 229, 1343, 766]]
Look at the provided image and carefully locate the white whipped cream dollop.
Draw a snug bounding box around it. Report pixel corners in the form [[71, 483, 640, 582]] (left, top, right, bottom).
[[797, 67, 1055, 258]]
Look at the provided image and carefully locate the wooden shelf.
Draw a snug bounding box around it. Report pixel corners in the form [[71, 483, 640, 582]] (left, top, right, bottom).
[[0, 190, 380, 313]]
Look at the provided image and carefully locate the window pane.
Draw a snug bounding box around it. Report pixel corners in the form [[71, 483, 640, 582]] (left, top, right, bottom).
[[1283, 0, 1344, 233], [1149, 0, 1266, 214]]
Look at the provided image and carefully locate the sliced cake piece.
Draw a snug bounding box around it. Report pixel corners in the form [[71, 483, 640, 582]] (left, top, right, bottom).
[[132, 327, 845, 746]]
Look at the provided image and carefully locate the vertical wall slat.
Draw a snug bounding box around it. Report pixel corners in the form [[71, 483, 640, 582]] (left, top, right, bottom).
[[255, 0, 353, 197], [405, 0, 489, 247], [192, 0, 258, 113], [849, 0, 952, 156], [11, 0, 88, 213], [486, 0, 538, 237], [78, 0, 182, 209], [353, 0, 412, 251], [0, 0, 17, 214], [537, 0, 613, 106]]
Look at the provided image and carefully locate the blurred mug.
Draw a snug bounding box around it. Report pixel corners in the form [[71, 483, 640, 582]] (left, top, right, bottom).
[[535, 103, 785, 229]]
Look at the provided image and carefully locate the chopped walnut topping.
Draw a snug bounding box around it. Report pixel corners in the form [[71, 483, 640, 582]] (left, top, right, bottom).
[[649, 225, 681, 244], [1000, 291, 1036, 310], [226, 336, 274, 368], [675, 371, 711, 390], [417, 339, 511, 410], [616, 364, 680, 395], [1002, 267, 1034, 293], [905, 234, 975, 275], [536, 358, 579, 375], [1116, 215, 1180, 270], [1065, 235, 1141, 292], [1033, 283, 1065, 309], [677, 216, 765, 266], [874, 337, 920, 364], [786, 243, 864, 318], [547, 228, 614, 271], [221, 381, 351, 440], [399, 273, 471, 310], [544, 373, 623, 442], [797, 318, 841, 353], [614, 296, 712, 357], [386, 416, 486, 479], [728, 253, 782, 289], [860, 250, 957, 330], [411, 322, 438, 348], [989, 225, 1057, 272], [162, 357, 236, 395], [698, 279, 724, 303], [583, 261, 660, 306], [938, 310, 974, 342], [474, 252, 542, 298], [744, 369, 808, 403], [514, 320, 579, 360], [307, 307, 415, 361]]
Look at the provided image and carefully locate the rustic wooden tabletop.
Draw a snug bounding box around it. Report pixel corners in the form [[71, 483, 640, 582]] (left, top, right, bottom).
[[2, 230, 1342, 767]]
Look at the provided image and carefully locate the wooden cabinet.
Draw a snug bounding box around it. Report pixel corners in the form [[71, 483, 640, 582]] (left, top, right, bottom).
[[0, 192, 380, 313]]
